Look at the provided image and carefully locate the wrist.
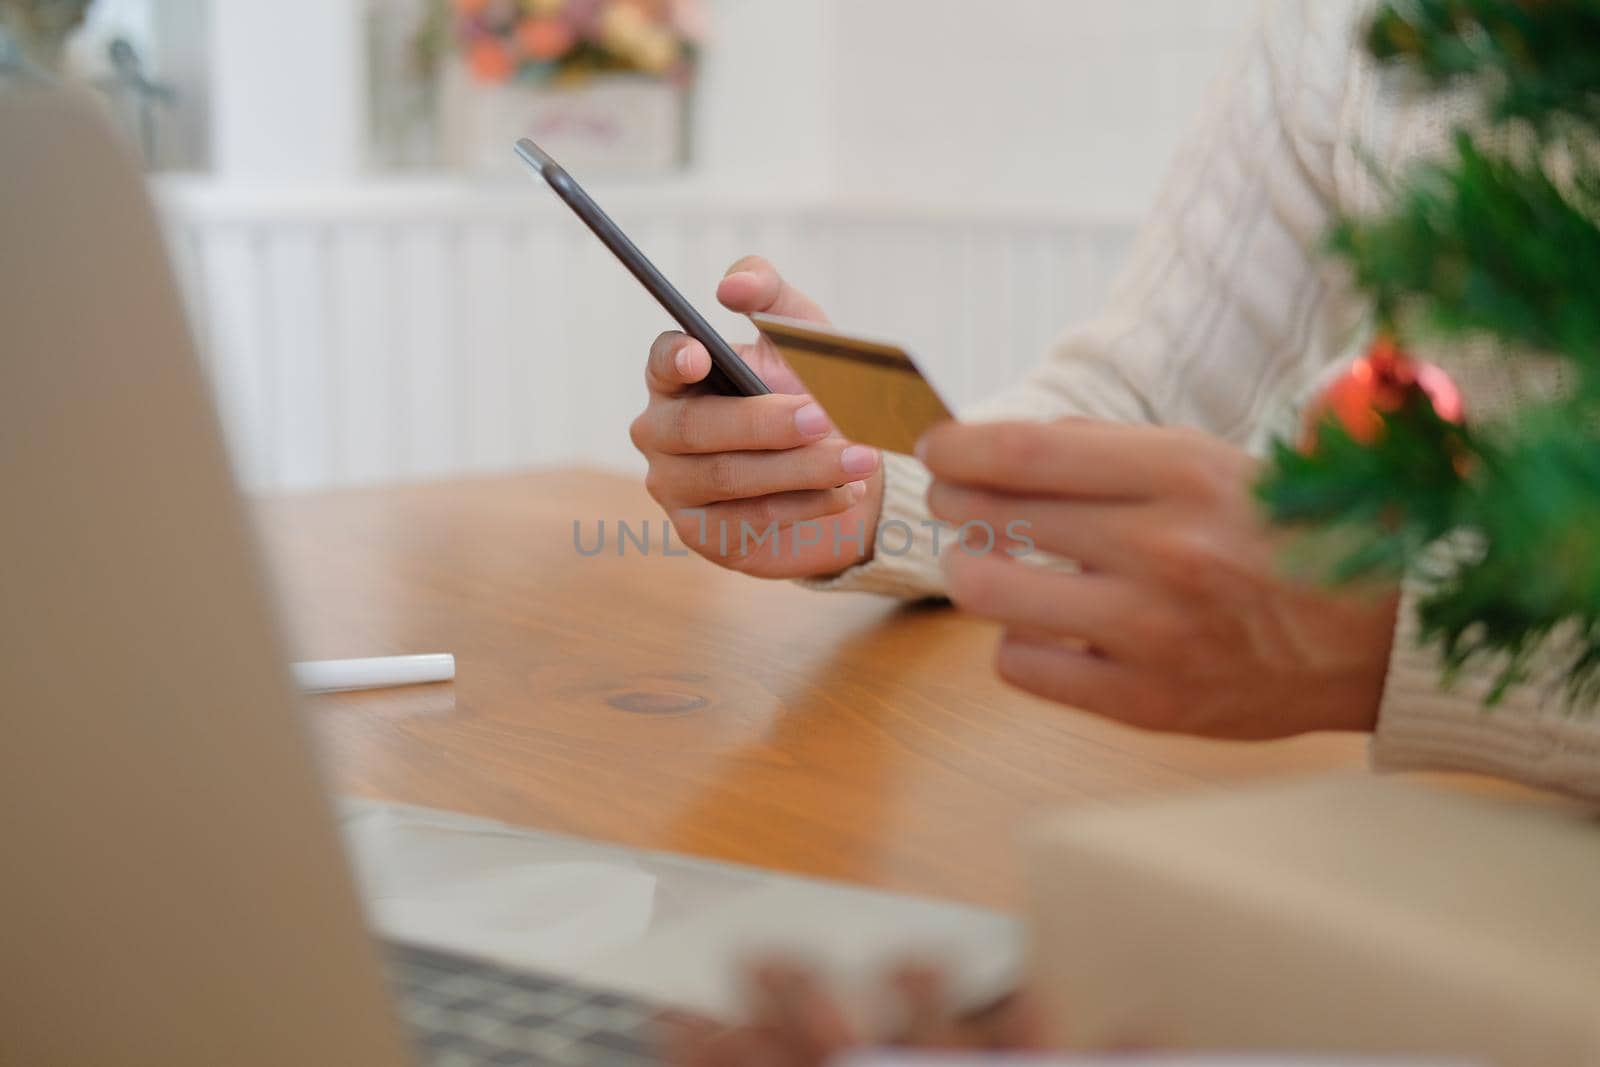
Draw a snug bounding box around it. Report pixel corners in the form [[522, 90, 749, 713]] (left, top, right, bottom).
[[1328, 589, 1402, 733]]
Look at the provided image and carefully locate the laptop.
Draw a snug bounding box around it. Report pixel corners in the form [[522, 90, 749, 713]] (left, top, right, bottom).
[[0, 86, 1016, 1066]]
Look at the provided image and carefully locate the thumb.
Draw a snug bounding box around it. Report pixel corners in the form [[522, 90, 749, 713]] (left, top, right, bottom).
[[717, 255, 830, 324]]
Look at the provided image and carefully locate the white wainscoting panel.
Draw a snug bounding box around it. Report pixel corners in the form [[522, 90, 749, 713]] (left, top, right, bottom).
[[157, 179, 1135, 491]]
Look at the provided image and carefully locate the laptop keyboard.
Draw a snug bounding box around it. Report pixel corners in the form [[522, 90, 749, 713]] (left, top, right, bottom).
[[386, 941, 661, 1067]]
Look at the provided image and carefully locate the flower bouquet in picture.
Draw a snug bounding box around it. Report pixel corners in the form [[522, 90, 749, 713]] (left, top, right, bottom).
[[431, 0, 705, 176]]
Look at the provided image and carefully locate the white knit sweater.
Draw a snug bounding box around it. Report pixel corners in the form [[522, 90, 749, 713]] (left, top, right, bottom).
[[810, 0, 1600, 801]]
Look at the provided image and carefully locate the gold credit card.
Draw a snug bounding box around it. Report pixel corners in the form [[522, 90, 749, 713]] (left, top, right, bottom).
[[749, 312, 955, 456]]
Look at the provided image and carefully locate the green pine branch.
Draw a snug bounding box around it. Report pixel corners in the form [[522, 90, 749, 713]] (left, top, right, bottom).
[[1330, 134, 1600, 379], [1367, 0, 1600, 131], [1418, 409, 1600, 703]]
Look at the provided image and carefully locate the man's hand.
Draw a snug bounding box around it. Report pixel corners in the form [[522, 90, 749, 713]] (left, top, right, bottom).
[[920, 419, 1400, 740], [630, 256, 885, 579], [663, 959, 1045, 1067]]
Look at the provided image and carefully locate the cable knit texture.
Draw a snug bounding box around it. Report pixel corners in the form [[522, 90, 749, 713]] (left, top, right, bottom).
[[806, 0, 1600, 801]]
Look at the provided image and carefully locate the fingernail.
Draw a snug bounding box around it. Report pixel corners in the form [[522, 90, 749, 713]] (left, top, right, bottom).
[[914, 435, 930, 462], [848, 480, 868, 501], [841, 445, 880, 476], [674, 345, 693, 377], [794, 402, 830, 437]]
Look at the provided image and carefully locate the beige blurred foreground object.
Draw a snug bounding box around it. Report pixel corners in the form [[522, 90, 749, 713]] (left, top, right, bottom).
[[1026, 776, 1600, 1064], [0, 86, 407, 1065]]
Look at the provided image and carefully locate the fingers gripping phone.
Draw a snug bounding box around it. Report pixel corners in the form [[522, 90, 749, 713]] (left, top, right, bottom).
[[513, 138, 770, 398]]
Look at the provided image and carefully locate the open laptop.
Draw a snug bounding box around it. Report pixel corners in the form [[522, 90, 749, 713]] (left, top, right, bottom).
[[0, 86, 1015, 1065]]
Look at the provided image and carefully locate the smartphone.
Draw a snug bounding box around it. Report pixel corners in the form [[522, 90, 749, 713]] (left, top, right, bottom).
[[514, 138, 770, 398]]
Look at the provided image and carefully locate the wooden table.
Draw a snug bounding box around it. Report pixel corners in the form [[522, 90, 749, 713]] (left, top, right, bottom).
[[260, 469, 1368, 911]]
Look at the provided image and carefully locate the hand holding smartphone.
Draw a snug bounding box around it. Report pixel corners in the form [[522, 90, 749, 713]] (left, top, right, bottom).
[[513, 138, 769, 398], [514, 138, 954, 454]]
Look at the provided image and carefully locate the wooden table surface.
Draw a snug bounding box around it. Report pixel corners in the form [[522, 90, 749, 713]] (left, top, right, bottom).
[[259, 469, 1369, 911]]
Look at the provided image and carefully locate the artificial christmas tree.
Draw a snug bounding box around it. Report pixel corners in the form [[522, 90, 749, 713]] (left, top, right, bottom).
[[1257, 0, 1600, 706]]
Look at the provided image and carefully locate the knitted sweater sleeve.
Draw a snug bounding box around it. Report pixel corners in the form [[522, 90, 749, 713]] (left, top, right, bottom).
[[1374, 587, 1600, 801]]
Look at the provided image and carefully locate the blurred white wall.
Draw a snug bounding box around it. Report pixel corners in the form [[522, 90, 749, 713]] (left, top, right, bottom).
[[162, 0, 1263, 490], [691, 0, 838, 197], [210, 0, 364, 180], [829, 0, 1256, 220], [697, 0, 1257, 219]]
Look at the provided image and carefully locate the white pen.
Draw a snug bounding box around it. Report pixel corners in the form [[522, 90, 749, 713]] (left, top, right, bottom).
[[291, 654, 456, 694]]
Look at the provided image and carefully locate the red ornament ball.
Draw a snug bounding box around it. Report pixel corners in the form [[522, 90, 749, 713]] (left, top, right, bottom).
[[1301, 335, 1465, 450]]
